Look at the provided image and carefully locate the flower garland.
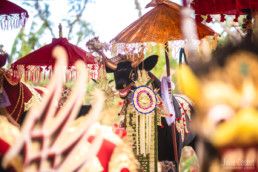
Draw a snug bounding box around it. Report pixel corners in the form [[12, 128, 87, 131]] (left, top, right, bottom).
[[132, 86, 157, 114]]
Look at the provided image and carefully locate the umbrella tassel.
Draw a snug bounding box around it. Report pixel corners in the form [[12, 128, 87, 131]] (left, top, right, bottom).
[[66, 70, 68, 82], [70, 70, 73, 82], [31, 71, 33, 82], [38, 71, 41, 83]]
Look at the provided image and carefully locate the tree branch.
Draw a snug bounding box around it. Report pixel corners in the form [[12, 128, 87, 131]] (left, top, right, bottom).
[[134, 0, 142, 17], [35, 0, 55, 38], [67, 0, 88, 40]]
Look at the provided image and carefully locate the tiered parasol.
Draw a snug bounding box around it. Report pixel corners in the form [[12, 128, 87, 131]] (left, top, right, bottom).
[[0, 0, 29, 30]]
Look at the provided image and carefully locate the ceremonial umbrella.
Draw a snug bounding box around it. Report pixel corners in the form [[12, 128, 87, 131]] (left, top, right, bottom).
[[191, 0, 258, 39], [11, 37, 99, 82], [191, 0, 258, 21], [0, 0, 29, 30], [111, 0, 216, 76], [110, 0, 216, 169]]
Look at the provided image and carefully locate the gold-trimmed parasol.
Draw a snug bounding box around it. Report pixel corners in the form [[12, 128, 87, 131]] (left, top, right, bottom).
[[111, 0, 216, 44]]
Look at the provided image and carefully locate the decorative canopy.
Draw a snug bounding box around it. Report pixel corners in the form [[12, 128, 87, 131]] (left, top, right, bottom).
[[111, 1, 216, 44], [11, 38, 100, 82], [0, 0, 29, 30]]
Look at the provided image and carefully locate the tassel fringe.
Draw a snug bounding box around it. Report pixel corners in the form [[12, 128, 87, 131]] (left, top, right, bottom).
[[10, 64, 101, 83], [0, 12, 28, 30]]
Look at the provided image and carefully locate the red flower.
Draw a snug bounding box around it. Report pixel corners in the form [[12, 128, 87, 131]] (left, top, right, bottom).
[[113, 123, 118, 128]]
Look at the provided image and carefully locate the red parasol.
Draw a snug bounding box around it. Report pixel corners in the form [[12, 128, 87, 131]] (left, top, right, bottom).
[[11, 38, 100, 82], [0, 0, 29, 30], [191, 0, 258, 22]]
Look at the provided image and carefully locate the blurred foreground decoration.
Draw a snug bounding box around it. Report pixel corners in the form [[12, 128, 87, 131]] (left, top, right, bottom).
[[2, 46, 140, 172], [0, 0, 29, 30], [178, 37, 258, 171]]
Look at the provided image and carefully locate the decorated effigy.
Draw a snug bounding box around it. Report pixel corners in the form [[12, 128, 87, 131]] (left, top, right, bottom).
[[86, 37, 196, 172], [179, 39, 258, 171]]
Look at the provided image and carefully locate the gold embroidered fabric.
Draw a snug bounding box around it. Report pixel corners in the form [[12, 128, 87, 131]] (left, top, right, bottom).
[[23, 82, 43, 111], [108, 142, 141, 172]]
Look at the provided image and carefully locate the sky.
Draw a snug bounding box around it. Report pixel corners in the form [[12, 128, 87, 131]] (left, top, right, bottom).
[[0, 0, 184, 54]]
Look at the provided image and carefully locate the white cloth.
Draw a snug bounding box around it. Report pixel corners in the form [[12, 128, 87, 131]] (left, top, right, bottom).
[[161, 76, 176, 126]]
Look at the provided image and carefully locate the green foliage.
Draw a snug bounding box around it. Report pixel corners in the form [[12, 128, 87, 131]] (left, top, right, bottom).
[[9, 0, 95, 68], [181, 156, 198, 172], [146, 43, 179, 93], [9, 21, 47, 67]]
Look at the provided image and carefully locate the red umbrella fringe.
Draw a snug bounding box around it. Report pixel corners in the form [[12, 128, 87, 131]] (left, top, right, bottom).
[[0, 12, 28, 30], [10, 64, 102, 83]]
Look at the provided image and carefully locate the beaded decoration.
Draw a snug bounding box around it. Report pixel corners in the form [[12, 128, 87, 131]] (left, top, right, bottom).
[[132, 85, 157, 114]]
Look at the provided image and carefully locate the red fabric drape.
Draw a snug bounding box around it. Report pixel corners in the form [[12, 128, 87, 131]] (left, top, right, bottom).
[[191, 0, 258, 15]]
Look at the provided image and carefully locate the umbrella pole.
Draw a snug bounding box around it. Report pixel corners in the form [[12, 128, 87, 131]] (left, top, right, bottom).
[[165, 42, 179, 171]]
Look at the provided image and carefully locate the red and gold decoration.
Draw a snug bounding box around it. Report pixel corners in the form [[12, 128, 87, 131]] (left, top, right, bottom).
[[0, 0, 29, 30], [0, 69, 44, 124], [174, 95, 192, 142]]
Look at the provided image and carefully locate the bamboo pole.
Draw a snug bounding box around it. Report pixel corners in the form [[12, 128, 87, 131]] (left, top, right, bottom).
[[165, 42, 178, 171]]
